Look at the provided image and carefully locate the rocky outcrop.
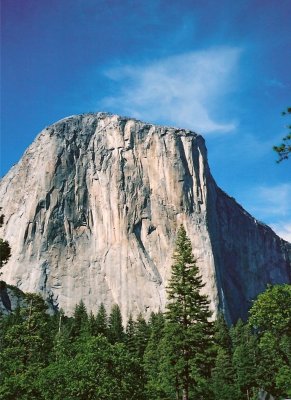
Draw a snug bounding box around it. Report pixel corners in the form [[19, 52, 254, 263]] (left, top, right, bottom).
[[0, 113, 290, 323], [0, 280, 56, 315], [0, 281, 24, 314]]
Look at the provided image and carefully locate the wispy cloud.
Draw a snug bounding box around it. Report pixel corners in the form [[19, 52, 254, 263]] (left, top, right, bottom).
[[239, 183, 291, 241], [100, 47, 241, 134], [265, 78, 286, 89], [252, 183, 291, 218], [270, 221, 291, 242]]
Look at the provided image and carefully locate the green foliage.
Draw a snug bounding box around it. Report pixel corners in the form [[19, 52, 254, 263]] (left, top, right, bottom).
[[0, 210, 11, 270], [0, 294, 52, 399], [125, 313, 136, 354], [88, 310, 97, 335], [38, 336, 144, 400], [163, 225, 214, 400], [275, 365, 291, 397], [1, 293, 51, 365], [211, 348, 240, 400], [51, 310, 72, 361], [108, 304, 124, 344], [70, 299, 89, 339], [249, 284, 291, 398], [230, 321, 259, 399], [134, 313, 150, 359], [144, 312, 166, 399], [157, 323, 183, 399], [95, 302, 108, 336], [213, 312, 232, 352], [0, 238, 11, 269], [249, 284, 291, 335], [273, 107, 291, 162], [0, 253, 290, 400], [210, 313, 241, 399], [166, 226, 212, 326]]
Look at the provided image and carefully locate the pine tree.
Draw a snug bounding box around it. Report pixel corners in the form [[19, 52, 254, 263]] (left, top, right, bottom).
[[52, 310, 72, 362], [164, 225, 214, 400], [211, 313, 241, 399], [95, 303, 108, 337], [108, 304, 124, 344], [230, 320, 259, 400], [0, 293, 51, 399], [88, 311, 97, 336], [211, 348, 240, 400], [70, 300, 88, 339], [134, 313, 150, 359], [125, 313, 136, 354], [144, 312, 166, 399], [213, 312, 232, 352]]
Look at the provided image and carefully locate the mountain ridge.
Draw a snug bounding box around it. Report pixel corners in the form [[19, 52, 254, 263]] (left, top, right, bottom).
[[0, 112, 290, 323]]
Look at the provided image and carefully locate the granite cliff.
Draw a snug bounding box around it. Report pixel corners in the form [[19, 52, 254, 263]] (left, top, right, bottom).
[[0, 113, 290, 322]]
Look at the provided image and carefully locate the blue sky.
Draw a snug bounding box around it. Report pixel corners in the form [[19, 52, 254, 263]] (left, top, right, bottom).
[[1, 0, 291, 240]]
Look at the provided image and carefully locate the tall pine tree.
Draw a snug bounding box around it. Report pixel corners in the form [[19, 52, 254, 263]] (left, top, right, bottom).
[[164, 225, 214, 400], [95, 303, 108, 337], [70, 300, 88, 339], [108, 304, 124, 344], [125, 314, 136, 354]]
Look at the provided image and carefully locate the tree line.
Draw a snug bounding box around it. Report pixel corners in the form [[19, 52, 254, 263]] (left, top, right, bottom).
[[0, 226, 290, 399]]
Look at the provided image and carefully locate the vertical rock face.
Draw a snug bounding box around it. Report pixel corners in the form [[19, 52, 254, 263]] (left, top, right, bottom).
[[0, 113, 290, 322]]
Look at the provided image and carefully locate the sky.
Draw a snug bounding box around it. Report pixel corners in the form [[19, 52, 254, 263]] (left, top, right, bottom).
[[1, 0, 291, 241]]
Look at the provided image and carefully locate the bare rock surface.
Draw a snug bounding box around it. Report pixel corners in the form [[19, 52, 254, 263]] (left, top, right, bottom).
[[0, 113, 290, 322]]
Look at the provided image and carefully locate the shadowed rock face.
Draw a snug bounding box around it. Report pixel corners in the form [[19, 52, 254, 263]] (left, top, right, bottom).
[[0, 281, 25, 315], [0, 113, 290, 323]]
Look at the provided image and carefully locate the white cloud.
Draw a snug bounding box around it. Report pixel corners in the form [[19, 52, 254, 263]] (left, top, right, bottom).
[[239, 183, 291, 242], [250, 183, 291, 218], [270, 221, 291, 242], [101, 47, 241, 134]]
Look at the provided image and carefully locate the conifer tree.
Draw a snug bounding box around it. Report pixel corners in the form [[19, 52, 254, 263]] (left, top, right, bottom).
[[213, 312, 232, 352], [95, 303, 108, 337], [52, 310, 71, 361], [211, 313, 240, 399], [144, 312, 166, 399], [125, 313, 136, 354], [0, 294, 51, 398], [211, 348, 240, 400], [230, 320, 259, 400], [164, 225, 214, 400], [88, 311, 97, 336], [70, 300, 88, 339], [108, 304, 124, 344], [134, 313, 150, 359]]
